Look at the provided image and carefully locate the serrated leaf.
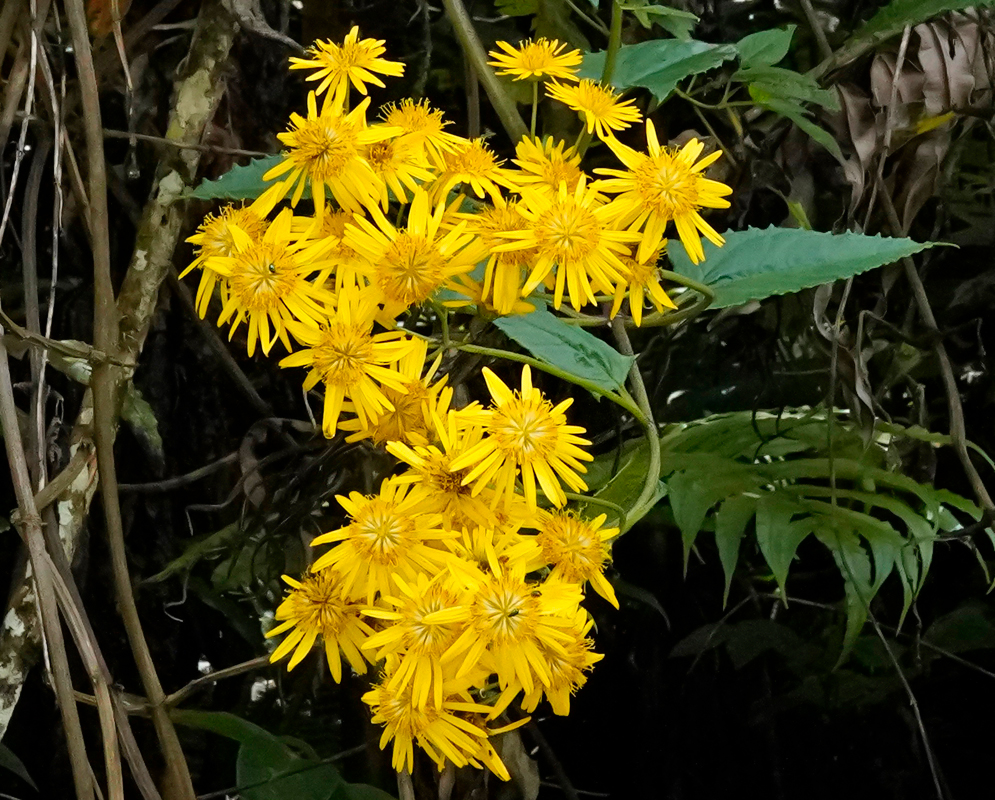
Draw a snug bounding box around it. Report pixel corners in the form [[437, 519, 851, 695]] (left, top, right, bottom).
[[851, 0, 995, 44], [620, 2, 698, 40], [755, 494, 812, 593], [737, 65, 839, 110], [714, 495, 756, 605], [580, 39, 737, 100], [669, 227, 936, 308], [185, 155, 287, 201], [735, 25, 795, 68], [493, 308, 634, 392], [122, 384, 163, 458]]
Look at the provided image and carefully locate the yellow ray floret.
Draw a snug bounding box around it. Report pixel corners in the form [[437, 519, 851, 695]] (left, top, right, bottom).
[[487, 38, 582, 82], [536, 510, 619, 607], [546, 79, 642, 140], [289, 27, 404, 108], [205, 208, 335, 357], [512, 135, 584, 196], [380, 98, 467, 164], [448, 365, 594, 510], [278, 285, 415, 436], [263, 92, 400, 217], [431, 138, 520, 206], [611, 244, 677, 326], [265, 571, 376, 681], [492, 176, 641, 312], [596, 120, 732, 263], [311, 478, 453, 604]]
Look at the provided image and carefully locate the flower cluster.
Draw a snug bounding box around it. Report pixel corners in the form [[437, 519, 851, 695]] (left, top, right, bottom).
[[180, 28, 732, 781]]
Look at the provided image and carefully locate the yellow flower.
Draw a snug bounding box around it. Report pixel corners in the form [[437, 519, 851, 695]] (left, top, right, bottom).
[[388, 407, 502, 531], [263, 92, 399, 216], [289, 27, 404, 108], [546, 79, 642, 140], [278, 285, 415, 436], [344, 188, 486, 318], [295, 208, 367, 292], [339, 336, 449, 447], [265, 572, 376, 680], [610, 245, 677, 326], [182, 204, 269, 318], [380, 98, 466, 163], [448, 365, 594, 510], [364, 135, 436, 209], [536, 510, 619, 607], [205, 208, 335, 356], [492, 177, 640, 311], [362, 573, 472, 709], [488, 38, 582, 82], [431, 138, 520, 206], [311, 478, 453, 604], [443, 568, 583, 697], [363, 675, 510, 778], [512, 136, 584, 196], [596, 121, 732, 263], [449, 525, 544, 581]]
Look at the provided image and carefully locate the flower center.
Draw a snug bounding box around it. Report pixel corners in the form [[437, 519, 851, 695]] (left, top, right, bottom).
[[288, 116, 360, 181], [634, 154, 700, 217], [352, 502, 415, 565], [311, 322, 375, 387], [367, 140, 400, 173], [384, 101, 446, 137], [534, 200, 600, 263], [376, 233, 447, 306], [445, 141, 499, 175], [476, 581, 538, 642], [227, 242, 301, 312]]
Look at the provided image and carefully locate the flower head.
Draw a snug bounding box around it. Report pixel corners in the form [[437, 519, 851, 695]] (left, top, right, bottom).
[[432, 138, 520, 206], [311, 478, 453, 603], [380, 98, 466, 163], [546, 79, 642, 140], [536, 510, 619, 607], [364, 135, 436, 209], [279, 285, 415, 436], [611, 245, 677, 326], [488, 38, 582, 82], [597, 121, 731, 263], [448, 366, 594, 510], [265, 571, 376, 680], [512, 136, 584, 196], [461, 200, 539, 315], [518, 610, 603, 716], [290, 27, 404, 108]]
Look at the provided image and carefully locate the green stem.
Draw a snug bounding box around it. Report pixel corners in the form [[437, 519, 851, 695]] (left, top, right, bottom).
[[600, 0, 624, 88], [455, 342, 644, 420], [530, 81, 538, 139], [564, 492, 628, 528], [610, 317, 661, 533], [440, 0, 528, 142]]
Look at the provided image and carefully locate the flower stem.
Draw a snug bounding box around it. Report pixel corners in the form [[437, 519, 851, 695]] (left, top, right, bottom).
[[600, 0, 624, 88], [530, 80, 538, 138], [610, 317, 662, 533]]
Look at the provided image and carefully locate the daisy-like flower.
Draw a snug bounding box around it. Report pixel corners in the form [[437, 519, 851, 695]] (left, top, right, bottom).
[[265, 572, 376, 680], [290, 27, 404, 108], [536, 510, 619, 607], [205, 208, 335, 356], [363, 676, 511, 778], [610, 245, 677, 326], [512, 136, 584, 196], [443, 274, 538, 318], [345, 188, 487, 318], [493, 176, 641, 312], [339, 337, 449, 446], [362, 573, 472, 709], [487, 38, 582, 82], [448, 366, 594, 510], [278, 285, 415, 436], [431, 138, 520, 206], [380, 98, 466, 163], [182, 204, 269, 318], [263, 92, 400, 217], [388, 407, 502, 531], [449, 525, 544, 582], [461, 199, 539, 315], [596, 121, 732, 263], [311, 478, 453, 603], [546, 79, 642, 140], [364, 135, 436, 209], [295, 208, 367, 292], [443, 568, 583, 696]]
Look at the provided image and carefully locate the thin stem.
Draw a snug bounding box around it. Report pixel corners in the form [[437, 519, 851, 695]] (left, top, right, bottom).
[[610, 317, 662, 532], [530, 80, 538, 138], [564, 492, 627, 528], [600, 0, 624, 88]]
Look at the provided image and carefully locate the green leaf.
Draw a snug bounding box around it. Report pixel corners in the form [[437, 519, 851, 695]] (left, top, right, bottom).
[[714, 495, 756, 605], [0, 742, 37, 790], [144, 523, 241, 584], [335, 786, 397, 800], [735, 25, 795, 68], [493, 307, 634, 392], [592, 442, 666, 526], [924, 603, 995, 654], [580, 39, 737, 101], [754, 494, 812, 592], [185, 155, 286, 201], [619, 2, 699, 40], [171, 709, 279, 747], [752, 94, 844, 161], [852, 0, 995, 45], [738, 65, 839, 110], [495, 0, 537, 15], [121, 384, 163, 458], [669, 226, 936, 308]]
